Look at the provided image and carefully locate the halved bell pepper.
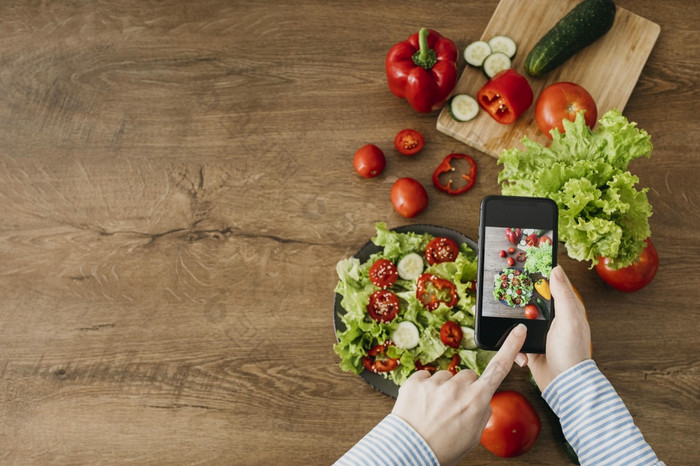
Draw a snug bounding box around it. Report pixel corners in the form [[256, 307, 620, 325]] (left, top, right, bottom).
[[432, 153, 477, 195], [477, 69, 533, 124]]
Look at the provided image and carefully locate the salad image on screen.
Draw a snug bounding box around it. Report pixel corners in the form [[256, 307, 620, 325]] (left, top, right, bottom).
[[482, 227, 554, 320]]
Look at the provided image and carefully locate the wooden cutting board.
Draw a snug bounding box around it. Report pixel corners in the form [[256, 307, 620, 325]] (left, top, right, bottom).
[[436, 0, 660, 158]]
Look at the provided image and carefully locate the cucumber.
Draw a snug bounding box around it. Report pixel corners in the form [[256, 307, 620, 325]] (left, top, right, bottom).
[[460, 326, 478, 349], [391, 321, 420, 349], [488, 35, 517, 58], [536, 297, 550, 320], [397, 252, 424, 280], [448, 94, 479, 122], [482, 52, 511, 78], [524, 0, 616, 77], [464, 40, 491, 67]]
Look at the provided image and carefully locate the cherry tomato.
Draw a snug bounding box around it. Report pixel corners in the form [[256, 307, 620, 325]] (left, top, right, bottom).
[[390, 177, 428, 218], [367, 290, 400, 322], [516, 252, 527, 262], [595, 238, 659, 292], [394, 129, 424, 156], [480, 391, 541, 458], [499, 250, 507, 258], [508, 247, 516, 254], [425, 237, 459, 265], [535, 82, 597, 139], [440, 321, 463, 348], [353, 144, 386, 178], [538, 235, 552, 246], [368, 259, 398, 289], [524, 304, 539, 320], [507, 257, 515, 267]]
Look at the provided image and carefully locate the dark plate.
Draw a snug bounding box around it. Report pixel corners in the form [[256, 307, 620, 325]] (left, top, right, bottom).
[[333, 224, 478, 398]]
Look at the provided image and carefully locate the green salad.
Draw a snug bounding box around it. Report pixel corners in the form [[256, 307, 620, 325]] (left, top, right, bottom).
[[493, 267, 534, 307], [333, 223, 495, 386]]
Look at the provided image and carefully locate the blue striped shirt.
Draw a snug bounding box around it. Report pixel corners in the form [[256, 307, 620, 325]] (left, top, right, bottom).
[[337, 360, 662, 465], [335, 414, 439, 466], [542, 359, 663, 466]]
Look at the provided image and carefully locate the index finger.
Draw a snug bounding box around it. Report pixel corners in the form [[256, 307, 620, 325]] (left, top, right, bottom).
[[474, 324, 527, 394]]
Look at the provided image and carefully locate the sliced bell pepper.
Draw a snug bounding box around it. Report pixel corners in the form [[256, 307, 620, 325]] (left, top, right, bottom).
[[477, 68, 533, 124], [432, 153, 477, 195], [416, 273, 458, 311], [362, 342, 399, 373]]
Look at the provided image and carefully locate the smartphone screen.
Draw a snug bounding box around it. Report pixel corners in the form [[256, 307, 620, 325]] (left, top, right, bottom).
[[475, 195, 558, 353]]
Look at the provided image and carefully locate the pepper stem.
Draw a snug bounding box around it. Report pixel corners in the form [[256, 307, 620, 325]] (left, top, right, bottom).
[[412, 28, 438, 70]]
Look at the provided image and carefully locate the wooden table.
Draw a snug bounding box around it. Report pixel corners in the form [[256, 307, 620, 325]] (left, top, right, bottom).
[[0, 1, 697, 464]]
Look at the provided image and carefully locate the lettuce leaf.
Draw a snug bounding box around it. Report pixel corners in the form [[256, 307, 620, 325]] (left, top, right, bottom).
[[497, 109, 652, 269]]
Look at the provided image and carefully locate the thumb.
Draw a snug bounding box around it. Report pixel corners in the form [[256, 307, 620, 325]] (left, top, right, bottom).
[[549, 266, 584, 320]]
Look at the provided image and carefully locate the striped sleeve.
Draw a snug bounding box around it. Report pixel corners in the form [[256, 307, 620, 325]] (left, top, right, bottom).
[[335, 414, 439, 466], [542, 359, 664, 466]]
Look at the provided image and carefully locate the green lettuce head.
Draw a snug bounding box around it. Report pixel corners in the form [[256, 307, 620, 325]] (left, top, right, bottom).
[[497, 109, 652, 269]]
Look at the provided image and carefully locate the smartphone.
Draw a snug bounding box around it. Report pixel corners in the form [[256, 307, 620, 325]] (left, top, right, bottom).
[[475, 195, 558, 353]]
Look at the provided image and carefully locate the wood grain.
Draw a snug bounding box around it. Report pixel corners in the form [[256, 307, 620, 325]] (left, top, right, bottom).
[[436, 0, 661, 157], [0, 1, 698, 464]]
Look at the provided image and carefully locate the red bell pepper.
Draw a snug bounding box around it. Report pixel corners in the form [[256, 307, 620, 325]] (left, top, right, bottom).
[[432, 153, 477, 195], [505, 228, 522, 245], [416, 273, 458, 311], [362, 342, 399, 373], [477, 69, 533, 124], [386, 28, 458, 114]]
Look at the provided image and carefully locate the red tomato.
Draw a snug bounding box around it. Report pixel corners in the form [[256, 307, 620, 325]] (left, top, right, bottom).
[[367, 290, 400, 322], [390, 178, 428, 218], [535, 82, 597, 139], [440, 321, 463, 348], [480, 391, 541, 458], [524, 304, 539, 320], [538, 235, 552, 246], [595, 238, 659, 292], [507, 257, 515, 267], [394, 129, 424, 156], [368, 259, 398, 289], [353, 144, 386, 178], [425, 237, 459, 265]]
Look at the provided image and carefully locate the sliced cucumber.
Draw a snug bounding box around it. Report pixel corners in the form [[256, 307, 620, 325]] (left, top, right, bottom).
[[463, 40, 491, 67], [449, 94, 479, 122], [461, 326, 478, 349], [392, 321, 420, 349], [483, 52, 512, 78], [397, 252, 424, 280], [488, 35, 517, 58]]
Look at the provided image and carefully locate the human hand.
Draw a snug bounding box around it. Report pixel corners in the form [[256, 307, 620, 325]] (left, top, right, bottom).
[[391, 324, 527, 466], [525, 265, 592, 391]]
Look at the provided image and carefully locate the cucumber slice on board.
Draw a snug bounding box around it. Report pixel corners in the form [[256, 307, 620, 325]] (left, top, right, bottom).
[[464, 40, 492, 67], [483, 52, 512, 78], [448, 94, 479, 122], [488, 35, 517, 58]]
